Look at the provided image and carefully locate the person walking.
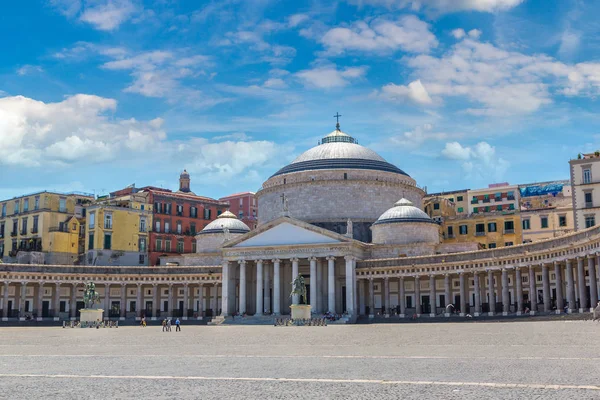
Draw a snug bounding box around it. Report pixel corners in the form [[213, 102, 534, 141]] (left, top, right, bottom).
[[162, 319, 167, 332], [167, 319, 172, 331], [175, 318, 181, 332]]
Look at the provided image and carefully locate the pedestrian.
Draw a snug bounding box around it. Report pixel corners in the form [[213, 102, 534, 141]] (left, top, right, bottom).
[[593, 301, 600, 321], [162, 319, 167, 332], [167, 319, 172, 331], [175, 318, 181, 332]]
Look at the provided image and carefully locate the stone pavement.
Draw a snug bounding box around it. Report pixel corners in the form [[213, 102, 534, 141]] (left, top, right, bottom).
[[0, 320, 599, 399]]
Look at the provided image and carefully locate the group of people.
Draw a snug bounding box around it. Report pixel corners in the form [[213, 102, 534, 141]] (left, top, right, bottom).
[[161, 318, 181, 332]]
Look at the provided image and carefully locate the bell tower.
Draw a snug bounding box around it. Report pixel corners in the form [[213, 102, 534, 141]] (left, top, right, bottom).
[[179, 169, 191, 193]]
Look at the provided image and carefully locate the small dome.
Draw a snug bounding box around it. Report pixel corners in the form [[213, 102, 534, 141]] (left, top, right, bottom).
[[180, 169, 190, 178], [373, 198, 435, 225], [200, 210, 250, 234]]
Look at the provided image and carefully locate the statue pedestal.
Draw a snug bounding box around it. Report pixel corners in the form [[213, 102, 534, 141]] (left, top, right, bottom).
[[290, 305, 311, 320], [79, 309, 104, 323]]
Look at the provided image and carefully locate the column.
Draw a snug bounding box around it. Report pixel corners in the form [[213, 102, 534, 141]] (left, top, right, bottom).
[[315, 259, 322, 313], [221, 260, 231, 316], [577, 257, 587, 313], [487, 270, 495, 316], [183, 283, 189, 319], [120, 283, 127, 319], [473, 272, 481, 316], [368, 278, 375, 318], [327, 256, 336, 314], [385, 277, 391, 317], [272, 259, 281, 315], [264, 261, 271, 314], [554, 261, 563, 314], [444, 274, 451, 317], [344, 256, 354, 315], [168, 283, 175, 317], [429, 275, 436, 317], [239, 260, 247, 314], [198, 284, 205, 317], [152, 283, 159, 319], [566, 259, 576, 313], [359, 279, 366, 315], [256, 260, 264, 316], [515, 268, 523, 315], [53, 282, 61, 320], [414, 276, 421, 315], [399, 277, 406, 317], [529, 265, 537, 314], [136, 283, 143, 319], [588, 256, 598, 309], [459, 273, 466, 316], [542, 264, 551, 312], [104, 283, 111, 318], [501, 269, 509, 315], [213, 283, 219, 315], [2, 281, 10, 320], [309, 257, 317, 312], [291, 258, 299, 305], [69, 282, 76, 320], [37, 281, 44, 320]]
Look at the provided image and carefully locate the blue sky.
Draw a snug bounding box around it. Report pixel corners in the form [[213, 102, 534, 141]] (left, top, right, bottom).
[[1, 0, 600, 200]]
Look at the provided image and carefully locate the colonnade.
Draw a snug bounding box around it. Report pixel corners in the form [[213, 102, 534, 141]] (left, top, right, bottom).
[[221, 255, 357, 316], [360, 256, 600, 317]]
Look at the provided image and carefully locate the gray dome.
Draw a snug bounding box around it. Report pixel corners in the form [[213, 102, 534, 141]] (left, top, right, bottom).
[[200, 210, 250, 234], [271, 129, 409, 177], [373, 199, 435, 225]]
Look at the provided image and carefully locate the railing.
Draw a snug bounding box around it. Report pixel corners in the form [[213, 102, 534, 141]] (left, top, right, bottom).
[[475, 232, 486, 237], [504, 229, 515, 234], [31, 228, 38, 234], [586, 202, 594, 208], [10, 232, 17, 237], [49, 227, 69, 233], [507, 196, 515, 201]]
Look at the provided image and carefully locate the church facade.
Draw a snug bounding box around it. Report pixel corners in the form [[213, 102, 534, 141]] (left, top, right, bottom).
[[1, 125, 600, 322]]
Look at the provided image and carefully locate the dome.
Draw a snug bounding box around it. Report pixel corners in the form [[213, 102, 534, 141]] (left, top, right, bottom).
[[199, 210, 250, 234], [271, 128, 409, 177], [373, 199, 435, 225], [180, 169, 190, 178]]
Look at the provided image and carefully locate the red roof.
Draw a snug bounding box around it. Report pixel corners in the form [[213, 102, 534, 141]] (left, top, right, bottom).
[[219, 191, 256, 200], [142, 188, 224, 204]]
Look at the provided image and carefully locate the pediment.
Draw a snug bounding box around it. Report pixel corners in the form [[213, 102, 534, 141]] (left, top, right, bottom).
[[228, 219, 348, 248]]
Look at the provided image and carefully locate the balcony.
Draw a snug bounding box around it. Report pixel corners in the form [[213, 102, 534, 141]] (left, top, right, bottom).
[[10, 231, 17, 237], [471, 200, 479, 205], [586, 202, 594, 208], [31, 228, 38, 234], [482, 198, 491, 203], [446, 234, 455, 239], [49, 227, 69, 233], [504, 229, 515, 234], [507, 196, 515, 201], [20, 230, 27, 235], [475, 232, 486, 237]]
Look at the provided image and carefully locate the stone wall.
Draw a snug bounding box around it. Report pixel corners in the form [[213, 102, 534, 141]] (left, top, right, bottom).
[[160, 252, 222, 267], [257, 169, 424, 225], [85, 250, 147, 266], [371, 222, 439, 245], [196, 232, 245, 253]]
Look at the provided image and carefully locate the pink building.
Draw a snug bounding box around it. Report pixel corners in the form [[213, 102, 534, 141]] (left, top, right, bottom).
[[219, 192, 257, 230]]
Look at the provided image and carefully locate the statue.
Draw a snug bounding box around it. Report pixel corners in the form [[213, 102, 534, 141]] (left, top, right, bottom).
[[222, 224, 232, 242], [82, 282, 101, 309], [346, 218, 353, 238], [290, 274, 307, 305]]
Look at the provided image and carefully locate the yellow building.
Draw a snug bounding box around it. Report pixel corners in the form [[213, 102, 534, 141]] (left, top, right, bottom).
[[424, 189, 469, 216], [85, 188, 152, 266], [441, 211, 523, 249], [0, 191, 94, 264]]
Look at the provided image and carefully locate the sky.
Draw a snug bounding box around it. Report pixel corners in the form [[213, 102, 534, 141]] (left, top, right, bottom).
[[1, 0, 600, 200]]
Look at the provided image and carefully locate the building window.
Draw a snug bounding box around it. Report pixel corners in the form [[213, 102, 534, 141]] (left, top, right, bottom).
[[139, 238, 146, 252], [190, 223, 196, 235], [447, 226, 454, 237], [104, 213, 112, 229], [523, 219, 530, 230], [23, 199, 29, 212], [585, 192, 593, 207], [176, 240, 184, 253], [0, 222, 4, 238], [165, 240, 171, 252], [140, 217, 146, 233], [488, 222, 497, 233], [541, 216, 548, 229], [475, 224, 485, 236], [88, 233, 94, 250], [89, 212, 95, 229], [504, 220, 515, 233], [14, 200, 19, 214], [239, 211, 244, 219], [59, 198, 66, 212], [21, 218, 27, 235], [156, 239, 162, 252], [459, 225, 468, 235], [155, 220, 161, 233], [1, 203, 6, 217], [103, 233, 111, 250], [343, 173, 347, 180], [494, 192, 501, 201], [585, 215, 596, 228], [190, 206, 198, 218], [140, 205, 144, 211], [488, 243, 497, 249], [176, 205, 183, 216], [433, 203, 440, 210], [559, 215, 567, 227], [192, 241, 197, 253], [204, 209, 211, 220], [165, 221, 170, 233], [457, 196, 463, 202], [139, 255, 145, 265], [176, 221, 182, 234], [0, 242, 4, 257], [505, 242, 514, 246], [584, 168, 592, 184], [473, 207, 479, 213], [12, 219, 18, 235], [496, 205, 502, 211], [507, 191, 515, 200]]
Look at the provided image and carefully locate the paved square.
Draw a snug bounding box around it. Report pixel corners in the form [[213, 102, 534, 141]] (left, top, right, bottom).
[[0, 320, 599, 399]]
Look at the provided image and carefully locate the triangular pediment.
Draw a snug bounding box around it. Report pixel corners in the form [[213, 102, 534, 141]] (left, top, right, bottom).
[[225, 217, 352, 248]]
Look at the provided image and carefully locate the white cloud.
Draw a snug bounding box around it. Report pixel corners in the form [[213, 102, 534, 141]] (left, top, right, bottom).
[[441, 141, 509, 181], [16, 65, 44, 76], [451, 28, 466, 39], [558, 29, 581, 60], [288, 13, 309, 28], [321, 15, 438, 55], [387, 124, 458, 149], [468, 29, 482, 39], [296, 66, 368, 89], [381, 79, 433, 105], [348, 0, 524, 13], [0, 94, 165, 167], [51, 0, 139, 31]]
